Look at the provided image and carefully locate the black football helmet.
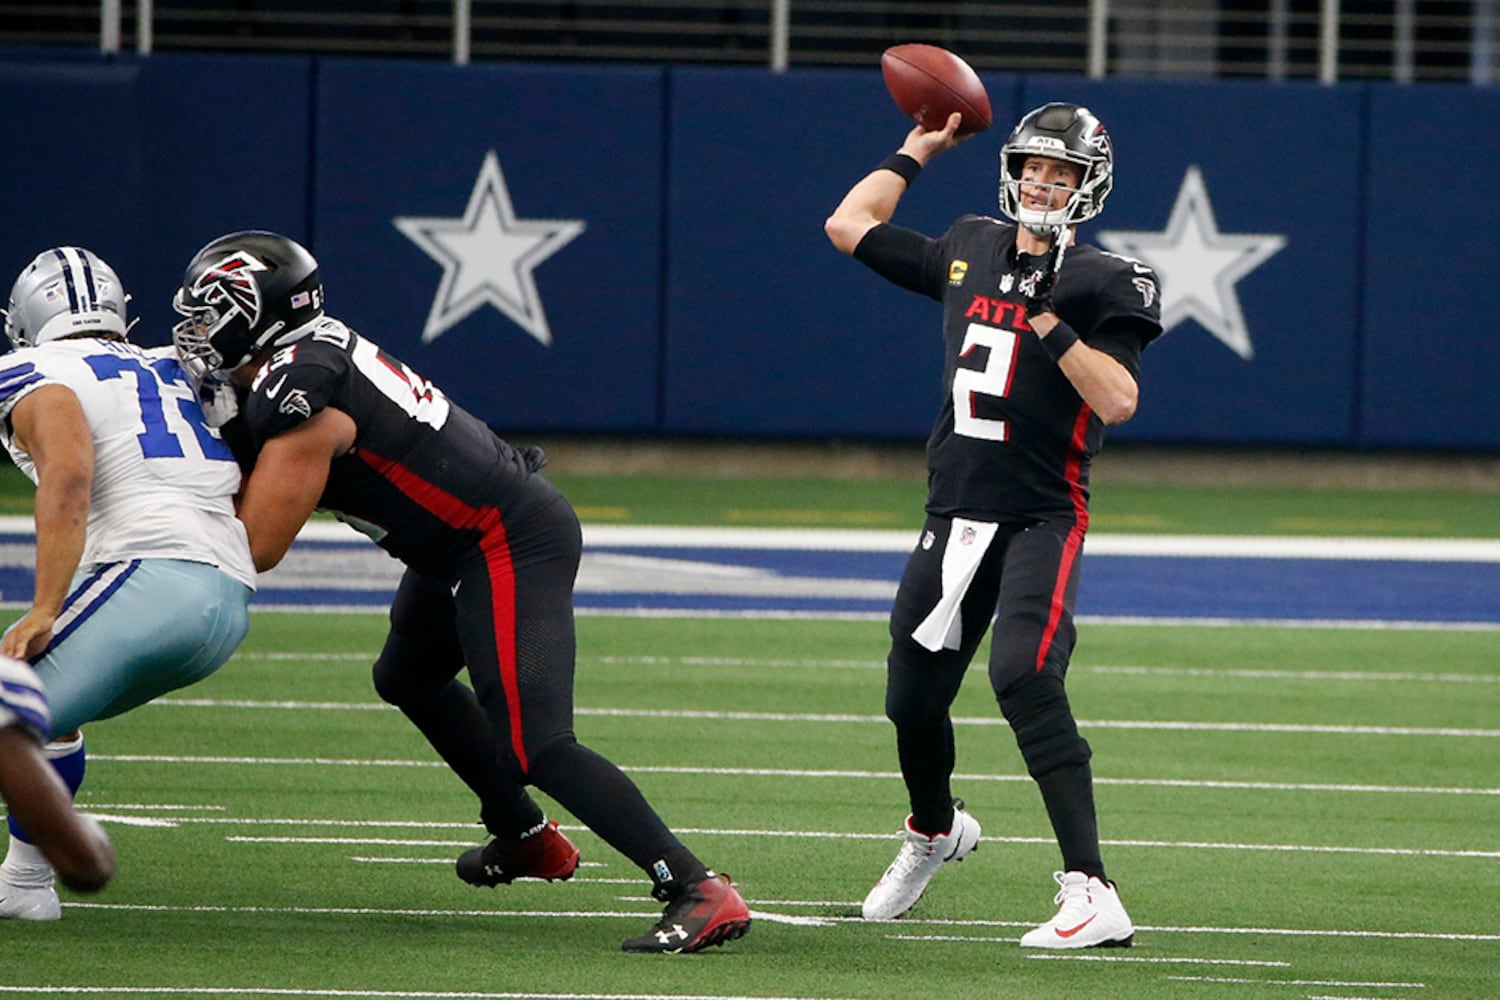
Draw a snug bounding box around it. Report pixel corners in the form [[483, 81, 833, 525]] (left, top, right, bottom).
[[172, 230, 323, 381], [998, 103, 1114, 235]]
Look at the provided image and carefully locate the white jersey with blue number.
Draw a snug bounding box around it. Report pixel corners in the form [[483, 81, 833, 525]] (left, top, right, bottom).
[[0, 338, 255, 590]]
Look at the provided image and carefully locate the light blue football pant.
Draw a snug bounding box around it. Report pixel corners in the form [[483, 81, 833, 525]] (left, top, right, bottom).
[[25, 559, 252, 736]]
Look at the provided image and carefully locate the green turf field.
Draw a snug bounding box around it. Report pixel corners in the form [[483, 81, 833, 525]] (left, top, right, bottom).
[[4, 613, 1498, 998], [1, 457, 1497, 999]]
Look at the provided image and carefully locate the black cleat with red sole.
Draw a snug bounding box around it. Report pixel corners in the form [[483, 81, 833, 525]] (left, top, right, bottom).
[[621, 873, 752, 954]]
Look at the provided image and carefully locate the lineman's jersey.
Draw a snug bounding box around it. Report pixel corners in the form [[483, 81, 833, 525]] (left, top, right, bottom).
[[0, 653, 51, 742], [0, 338, 255, 589], [238, 318, 544, 580], [856, 215, 1162, 524]]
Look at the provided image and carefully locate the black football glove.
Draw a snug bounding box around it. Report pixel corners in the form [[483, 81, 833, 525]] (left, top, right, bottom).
[[1017, 226, 1072, 316]]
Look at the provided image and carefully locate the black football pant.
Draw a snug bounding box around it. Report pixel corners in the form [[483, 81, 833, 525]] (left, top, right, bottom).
[[883, 514, 1104, 878], [370, 485, 696, 877]]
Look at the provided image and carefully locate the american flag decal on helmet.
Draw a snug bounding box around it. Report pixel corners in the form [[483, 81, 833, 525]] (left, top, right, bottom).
[[192, 251, 266, 325]]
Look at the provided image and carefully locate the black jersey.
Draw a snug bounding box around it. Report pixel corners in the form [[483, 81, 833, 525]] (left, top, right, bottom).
[[855, 215, 1162, 525], [238, 317, 545, 578]]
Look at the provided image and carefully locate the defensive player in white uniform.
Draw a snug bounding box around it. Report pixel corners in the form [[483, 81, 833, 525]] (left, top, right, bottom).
[[0, 654, 114, 894], [0, 247, 255, 919]]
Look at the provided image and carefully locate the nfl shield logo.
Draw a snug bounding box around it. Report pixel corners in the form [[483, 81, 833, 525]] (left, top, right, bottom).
[[960, 526, 977, 545]]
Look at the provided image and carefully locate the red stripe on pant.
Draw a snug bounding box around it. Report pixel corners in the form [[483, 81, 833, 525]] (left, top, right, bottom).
[[1034, 406, 1093, 673], [355, 447, 529, 769], [480, 523, 527, 772]]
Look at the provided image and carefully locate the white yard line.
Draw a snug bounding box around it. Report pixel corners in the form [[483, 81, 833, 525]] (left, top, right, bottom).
[[7, 514, 1491, 560], [139, 702, 1500, 739], [47, 900, 1500, 945], [219, 831, 1500, 861], [88, 755, 1500, 797], [193, 655, 1500, 683]]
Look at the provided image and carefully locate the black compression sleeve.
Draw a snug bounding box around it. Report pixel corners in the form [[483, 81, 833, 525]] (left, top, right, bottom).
[[853, 223, 936, 296]]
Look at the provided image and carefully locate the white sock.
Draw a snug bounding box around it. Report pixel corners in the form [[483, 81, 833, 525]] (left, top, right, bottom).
[[0, 835, 55, 889]]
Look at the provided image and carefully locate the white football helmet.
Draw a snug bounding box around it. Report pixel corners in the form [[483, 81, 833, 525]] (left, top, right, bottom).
[[4, 246, 130, 350]]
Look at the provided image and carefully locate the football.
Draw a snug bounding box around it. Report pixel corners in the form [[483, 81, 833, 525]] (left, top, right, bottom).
[[880, 43, 992, 136]]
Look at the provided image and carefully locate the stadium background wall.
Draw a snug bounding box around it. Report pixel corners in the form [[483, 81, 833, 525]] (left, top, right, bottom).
[[0, 51, 1494, 450]]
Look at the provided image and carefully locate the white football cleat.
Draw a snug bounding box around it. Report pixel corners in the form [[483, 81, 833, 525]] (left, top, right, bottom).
[[861, 803, 981, 920], [1019, 870, 1134, 948], [0, 879, 61, 921]]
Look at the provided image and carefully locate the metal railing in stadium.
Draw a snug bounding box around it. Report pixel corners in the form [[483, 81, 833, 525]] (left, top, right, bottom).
[[3, 1, 1496, 84]]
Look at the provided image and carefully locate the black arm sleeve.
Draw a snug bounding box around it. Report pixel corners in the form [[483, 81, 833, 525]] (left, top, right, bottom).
[[1086, 317, 1156, 381], [853, 223, 941, 300]]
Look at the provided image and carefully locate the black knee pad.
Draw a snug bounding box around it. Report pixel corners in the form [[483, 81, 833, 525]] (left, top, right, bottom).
[[998, 674, 1092, 778]]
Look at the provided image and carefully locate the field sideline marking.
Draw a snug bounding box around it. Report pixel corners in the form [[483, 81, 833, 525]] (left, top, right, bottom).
[[12, 513, 1492, 559], [586, 526, 1500, 562], [257, 520, 1500, 560]]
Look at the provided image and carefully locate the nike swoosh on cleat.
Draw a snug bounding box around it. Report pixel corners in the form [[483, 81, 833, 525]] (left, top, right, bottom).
[[1055, 914, 1098, 938]]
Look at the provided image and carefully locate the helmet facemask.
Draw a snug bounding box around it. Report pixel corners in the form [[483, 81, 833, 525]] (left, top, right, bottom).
[[170, 288, 235, 383]]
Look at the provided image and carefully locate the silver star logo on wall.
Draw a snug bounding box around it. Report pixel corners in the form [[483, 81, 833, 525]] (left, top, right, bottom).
[[1098, 166, 1285, 360], [394, 151, 585, 346]]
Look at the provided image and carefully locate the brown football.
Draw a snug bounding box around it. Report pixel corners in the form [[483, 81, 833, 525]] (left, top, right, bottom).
[[881, 43, 992, 136]]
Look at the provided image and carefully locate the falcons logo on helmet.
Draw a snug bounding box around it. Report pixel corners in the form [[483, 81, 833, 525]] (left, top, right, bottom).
[[191, 252, 267, 325]]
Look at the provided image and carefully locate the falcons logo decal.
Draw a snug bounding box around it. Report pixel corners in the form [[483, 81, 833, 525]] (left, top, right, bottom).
[[191, 252, 267, 326]]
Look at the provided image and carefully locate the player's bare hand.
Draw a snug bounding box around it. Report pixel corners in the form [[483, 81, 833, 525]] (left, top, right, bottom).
[[2, 609, 56, 660], [899, 112, 966, 163]]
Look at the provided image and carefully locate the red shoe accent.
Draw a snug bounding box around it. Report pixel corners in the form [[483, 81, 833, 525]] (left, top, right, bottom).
[[456, 819, 580, 886], [622, 873, 752, 954]]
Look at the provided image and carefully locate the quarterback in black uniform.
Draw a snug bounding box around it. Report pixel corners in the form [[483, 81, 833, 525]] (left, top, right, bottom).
[[170, 231, 749, 954], [825, 103, 1161, 947]]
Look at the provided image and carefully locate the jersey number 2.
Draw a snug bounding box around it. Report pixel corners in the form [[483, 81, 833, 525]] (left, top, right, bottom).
[[952, 323, 1018, 442]]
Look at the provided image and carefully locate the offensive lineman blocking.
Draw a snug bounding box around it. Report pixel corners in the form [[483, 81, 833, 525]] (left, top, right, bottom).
[[171, 230, 750, 954]]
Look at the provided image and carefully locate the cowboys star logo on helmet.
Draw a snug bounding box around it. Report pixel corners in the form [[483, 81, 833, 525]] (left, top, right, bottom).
[[192, 252, 268, 327]]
